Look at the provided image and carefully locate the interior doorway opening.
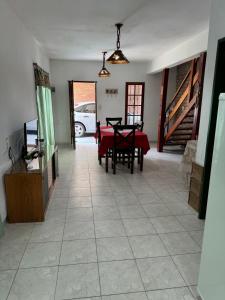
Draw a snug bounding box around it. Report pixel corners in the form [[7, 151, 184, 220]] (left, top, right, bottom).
[[68, 81, 97, 147]]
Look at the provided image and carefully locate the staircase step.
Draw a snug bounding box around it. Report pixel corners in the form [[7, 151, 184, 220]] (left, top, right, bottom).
[[173, 129, 192, 134], [170, 135, 192, 140], [166, 140, 188, 146]]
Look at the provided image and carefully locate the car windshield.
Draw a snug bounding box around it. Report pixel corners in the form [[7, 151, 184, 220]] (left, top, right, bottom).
[[75, 105, 86, 112]]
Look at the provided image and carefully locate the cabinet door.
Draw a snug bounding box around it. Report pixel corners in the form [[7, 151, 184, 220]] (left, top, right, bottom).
[[42, 168, 49, 209]]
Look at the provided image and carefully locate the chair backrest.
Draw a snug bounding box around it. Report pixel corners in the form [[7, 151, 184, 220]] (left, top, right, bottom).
[[113, 125, 137, 151], [106, 117, 122, 126], [96, 121, 101, 144], [134, 121, 144, 131]]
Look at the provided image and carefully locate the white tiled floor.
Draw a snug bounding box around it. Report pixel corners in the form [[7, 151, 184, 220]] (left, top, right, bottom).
[[0, 142, 205, 299]]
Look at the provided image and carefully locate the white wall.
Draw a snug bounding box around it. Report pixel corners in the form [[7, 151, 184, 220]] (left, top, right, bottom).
[[197, 0, 225, 299], [0, 0, 49, 221], [50, 60, 162, 144], [196, 0, 225, 165], [147, 30, 209, 74]]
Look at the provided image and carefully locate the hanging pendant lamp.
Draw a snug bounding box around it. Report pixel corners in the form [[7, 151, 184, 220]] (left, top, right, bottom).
[[98, 51, 111, 78], [107, 23, 129, 64]]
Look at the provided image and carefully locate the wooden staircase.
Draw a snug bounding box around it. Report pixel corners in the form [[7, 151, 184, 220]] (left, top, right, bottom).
[[157, 52, 206, 152]]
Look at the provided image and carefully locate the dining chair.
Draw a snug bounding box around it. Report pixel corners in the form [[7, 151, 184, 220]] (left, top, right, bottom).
[[96, 121, 102, 165], [134, 121, 144, 165], [106, 117, 122, 126], [112, 125, 137, 174]]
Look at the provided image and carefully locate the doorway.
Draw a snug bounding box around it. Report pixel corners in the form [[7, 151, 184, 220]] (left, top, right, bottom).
[[68, 81, 97, 148]]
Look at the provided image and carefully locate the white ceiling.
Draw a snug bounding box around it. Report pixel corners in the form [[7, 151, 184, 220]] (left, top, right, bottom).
[[7, 0, 211, 61]]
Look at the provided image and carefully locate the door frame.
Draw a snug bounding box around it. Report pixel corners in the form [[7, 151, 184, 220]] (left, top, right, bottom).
[[199, 37, 225, 219], [125, 82, 145, 125], [68, 80, 97, 149]]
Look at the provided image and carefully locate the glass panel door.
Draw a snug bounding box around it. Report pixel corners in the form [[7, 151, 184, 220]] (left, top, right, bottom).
[[125, 83, 145, 125]]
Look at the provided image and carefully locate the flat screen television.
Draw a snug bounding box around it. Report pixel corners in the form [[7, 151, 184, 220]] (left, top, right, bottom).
[[24, 119, 38, 154]]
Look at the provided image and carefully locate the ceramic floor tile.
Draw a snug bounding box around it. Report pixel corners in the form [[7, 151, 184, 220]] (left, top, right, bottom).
[[172, 253, 201, 285], [189, 230, 204, 247], [137, 256, 185, 290], [150, 216, 186, 233], [0, 243, 27, 270], [176, 215, 205, 231], [115, 193, 139, 206], [95, 220, 126, 238], [0, 270, 16, 300], [93, 206, 121, 220], [92, 195, 117, 207], [160, 232, 200, 255], [20, 242, 61, 268], [142, 203, 172, 218], [66, 207, 93, 222], [63, 221, 95, 240], [55, 263, 100, 299], [146, 287, 195, 299], [70, 188, 91, 197], [1, 224, 34, 244], [45, 209, 67, 223], [8, 267, 58, 300], [129, 235, 169, 258], [49, 197, 69, 210], [97, 237, 133, 261], [60, 239, 97, 264], [136, 193, 161, 204], [68, 196, 92, 208], [102, 292, 148, 300], [30, 222, 64, 242], [165, 201, 195, 216], [119, 205, 147, 219], [99, 260, 144, 295], [123, 218, 156, 236]]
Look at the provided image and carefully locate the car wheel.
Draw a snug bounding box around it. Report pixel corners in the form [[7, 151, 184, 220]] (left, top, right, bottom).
[[75, 123, 85, 137]]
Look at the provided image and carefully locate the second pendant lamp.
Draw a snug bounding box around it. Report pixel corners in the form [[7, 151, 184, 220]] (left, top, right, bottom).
[[98, 51, 111, 78], [107, 23, 129, 64]]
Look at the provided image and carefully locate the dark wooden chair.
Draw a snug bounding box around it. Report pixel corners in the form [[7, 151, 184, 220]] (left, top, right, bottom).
[[112, 125, 137, 174], [106, 117, 122, 126], [96, 121, 102, 165], [134, 121, 144, 166]]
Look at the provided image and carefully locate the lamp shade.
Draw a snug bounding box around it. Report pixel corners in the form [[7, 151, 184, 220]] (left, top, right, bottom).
[[107, 49, 129, 64], [107, 23, 129, 64], [98, 51, 111, 78], [98, 67, 111, 78]]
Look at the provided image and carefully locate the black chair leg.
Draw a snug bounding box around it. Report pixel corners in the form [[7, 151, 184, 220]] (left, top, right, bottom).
[[131, 152, 134, 174], [105, 153, 108, 173], [140, 150, 143, 172], [113, 151, 116, 174]]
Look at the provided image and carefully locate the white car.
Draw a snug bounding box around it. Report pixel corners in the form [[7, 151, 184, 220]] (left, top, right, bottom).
[[74, 102, 96, 137]]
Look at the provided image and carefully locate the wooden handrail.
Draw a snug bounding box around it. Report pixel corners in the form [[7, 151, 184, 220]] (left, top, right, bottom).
[[165, 94, 197, 142], [165, 70, 199, 127], [166, 68, 191, 112]]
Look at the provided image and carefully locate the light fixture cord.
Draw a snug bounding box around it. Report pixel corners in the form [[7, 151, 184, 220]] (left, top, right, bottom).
[[103, 52, 106, 67], [116, 26, 121, 50]]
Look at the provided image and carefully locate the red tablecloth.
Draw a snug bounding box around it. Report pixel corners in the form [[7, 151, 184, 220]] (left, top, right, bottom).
[[96, 126, 150, 156]]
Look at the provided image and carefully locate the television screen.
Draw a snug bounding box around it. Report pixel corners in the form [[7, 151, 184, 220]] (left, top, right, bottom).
[[24, 119, 38, 153]]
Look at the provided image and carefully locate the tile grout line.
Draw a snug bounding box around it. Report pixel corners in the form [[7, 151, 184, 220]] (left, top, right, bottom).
[[6, 224, 35, 300], [88, 158, 102, 299]]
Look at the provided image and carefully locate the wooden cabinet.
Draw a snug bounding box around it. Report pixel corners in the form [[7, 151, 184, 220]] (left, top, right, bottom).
[[4, 146, 58, 223], [188, 162, 204, 212]]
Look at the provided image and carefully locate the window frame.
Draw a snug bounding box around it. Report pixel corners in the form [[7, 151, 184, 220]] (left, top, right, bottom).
[[125, 82, 145, 125]]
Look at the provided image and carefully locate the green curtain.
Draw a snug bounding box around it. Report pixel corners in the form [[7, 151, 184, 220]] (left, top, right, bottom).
[[33, 63, 55, 160]]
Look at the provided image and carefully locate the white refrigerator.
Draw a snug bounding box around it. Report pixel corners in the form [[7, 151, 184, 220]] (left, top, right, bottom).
[[198, 93, 225, 299]]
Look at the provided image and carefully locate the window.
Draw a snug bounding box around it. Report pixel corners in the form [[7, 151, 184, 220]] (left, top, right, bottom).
[[84, 103, 96, 113], [125, 82, 145, 125]]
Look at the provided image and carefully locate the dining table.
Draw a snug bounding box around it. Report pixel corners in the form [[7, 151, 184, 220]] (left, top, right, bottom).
[[96, 125, 150, 157]]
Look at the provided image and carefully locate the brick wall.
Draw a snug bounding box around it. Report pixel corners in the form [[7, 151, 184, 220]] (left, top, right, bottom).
[[73, 82, 96, 104]]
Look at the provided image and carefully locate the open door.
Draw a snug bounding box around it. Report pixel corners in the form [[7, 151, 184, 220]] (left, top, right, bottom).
[[68, 81, 76, 149], [68, 81, 97, 148]]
